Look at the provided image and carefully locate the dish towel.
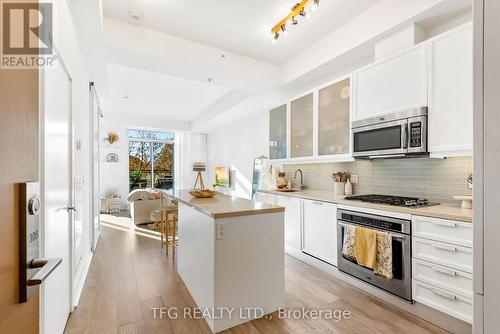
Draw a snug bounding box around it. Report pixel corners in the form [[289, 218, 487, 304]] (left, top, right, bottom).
[[354, 226, 378, 270], [374, 231, 393, 280], [341, 225, 356, 261]]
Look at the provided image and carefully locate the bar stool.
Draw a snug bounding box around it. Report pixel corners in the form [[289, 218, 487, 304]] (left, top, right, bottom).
[[160, 201, 178, 257]]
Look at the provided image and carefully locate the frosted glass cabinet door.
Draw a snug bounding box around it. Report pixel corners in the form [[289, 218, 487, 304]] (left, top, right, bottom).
[[269, 104, 287, 159], [290, 93, 313, 158], [318, 79, 350, 155]]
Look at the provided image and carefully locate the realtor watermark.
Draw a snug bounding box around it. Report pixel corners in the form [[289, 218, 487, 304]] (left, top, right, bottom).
[[151, 307, 351, 322], [1, 0, 57, 68]]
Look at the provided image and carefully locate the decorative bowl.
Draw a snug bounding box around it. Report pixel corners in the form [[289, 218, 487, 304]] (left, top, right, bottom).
[[189, 189, 217, 198]]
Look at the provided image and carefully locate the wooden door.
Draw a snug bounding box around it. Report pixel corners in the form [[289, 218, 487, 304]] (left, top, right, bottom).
[[0, 69, 40, 332]]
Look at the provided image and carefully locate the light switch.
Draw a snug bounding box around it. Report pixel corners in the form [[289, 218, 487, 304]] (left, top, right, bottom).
[[350, 175, 359, 184]]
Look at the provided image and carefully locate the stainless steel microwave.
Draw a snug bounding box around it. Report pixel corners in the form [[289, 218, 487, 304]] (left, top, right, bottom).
[[352, 107, 428, 159]]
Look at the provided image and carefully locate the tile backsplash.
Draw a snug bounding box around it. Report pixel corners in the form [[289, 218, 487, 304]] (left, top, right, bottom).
[[282, 157, 473, 205]]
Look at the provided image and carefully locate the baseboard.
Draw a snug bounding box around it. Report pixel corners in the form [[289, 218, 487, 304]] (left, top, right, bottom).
[[284, 246, 472, 334], [72, 251, 93, 309]]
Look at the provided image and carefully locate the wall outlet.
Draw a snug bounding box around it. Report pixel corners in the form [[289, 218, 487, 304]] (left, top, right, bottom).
[[216, 223, 226, 240], [350, 175, 359, 184]]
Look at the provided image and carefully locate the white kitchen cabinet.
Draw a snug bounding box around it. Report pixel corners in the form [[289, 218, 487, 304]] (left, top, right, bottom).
[[428, 24, 473, 157], [411, 215, 473, 324], [269, 104, 287, 160], [255, 192, 276, 205], [302, 199, 337, 265], [353, 46, 427, 121], [276, 195, 302, 251], [318, 78, 351, 156], [290, 93, 314, 158]]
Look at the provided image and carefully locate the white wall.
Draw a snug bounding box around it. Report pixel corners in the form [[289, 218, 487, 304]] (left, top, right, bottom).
[[99, 123, 129, 206], [206, 111, 268, 200]]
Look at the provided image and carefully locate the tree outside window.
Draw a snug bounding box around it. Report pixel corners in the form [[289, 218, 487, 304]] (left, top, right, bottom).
[[128, 130, 174, 192]]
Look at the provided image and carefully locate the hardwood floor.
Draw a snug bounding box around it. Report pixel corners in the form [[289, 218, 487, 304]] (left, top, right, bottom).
[[65, 224, 449, 334]]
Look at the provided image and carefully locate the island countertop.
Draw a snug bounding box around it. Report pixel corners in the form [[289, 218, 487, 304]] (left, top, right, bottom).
[[169, 189, 284, 219]]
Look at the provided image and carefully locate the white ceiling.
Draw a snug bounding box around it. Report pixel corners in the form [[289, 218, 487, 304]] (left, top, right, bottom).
[[106, 64, 231, 122], [102, 0, 381, 65]]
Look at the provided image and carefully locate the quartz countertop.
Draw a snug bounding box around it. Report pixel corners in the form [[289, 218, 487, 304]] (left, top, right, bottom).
[[169, 189, 284, 219], [257, 189, 472, 223]]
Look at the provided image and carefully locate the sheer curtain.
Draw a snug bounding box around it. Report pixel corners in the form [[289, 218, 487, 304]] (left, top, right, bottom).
[[174, 132, 207, 190]]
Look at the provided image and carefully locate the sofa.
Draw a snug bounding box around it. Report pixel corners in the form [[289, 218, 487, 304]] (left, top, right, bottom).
[[127, 189, 170, 225], [130, 199, 163, 224]]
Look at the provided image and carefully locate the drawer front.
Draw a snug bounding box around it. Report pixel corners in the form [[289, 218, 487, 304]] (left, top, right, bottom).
[[412, 215, 472, 247], [255, 192, 276, 205], [412, 259, 473, 298], [413, 279, 473, 324], [413, 237, 472, 273]]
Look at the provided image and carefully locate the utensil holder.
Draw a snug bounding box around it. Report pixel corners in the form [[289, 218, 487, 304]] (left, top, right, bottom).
[[333, 182, 346, 195]]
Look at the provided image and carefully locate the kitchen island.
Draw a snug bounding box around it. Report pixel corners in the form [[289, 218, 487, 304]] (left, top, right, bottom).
[[168, 190, 285, 333]]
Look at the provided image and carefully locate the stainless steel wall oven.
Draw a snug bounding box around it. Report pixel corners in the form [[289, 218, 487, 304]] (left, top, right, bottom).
[[337, 209, 412, 301]]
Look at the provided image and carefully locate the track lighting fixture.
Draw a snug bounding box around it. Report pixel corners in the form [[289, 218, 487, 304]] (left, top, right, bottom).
[[271, 0, 320, 43]]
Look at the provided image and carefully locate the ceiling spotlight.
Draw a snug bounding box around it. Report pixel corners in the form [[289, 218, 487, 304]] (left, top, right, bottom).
[[280, 25, 288, 38], [312, 0, 320, 11], [290, 16, 298, 25], [299, 10, 306, 17]]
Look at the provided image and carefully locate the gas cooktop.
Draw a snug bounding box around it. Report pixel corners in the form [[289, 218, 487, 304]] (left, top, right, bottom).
[[344, 194, 437, 207]]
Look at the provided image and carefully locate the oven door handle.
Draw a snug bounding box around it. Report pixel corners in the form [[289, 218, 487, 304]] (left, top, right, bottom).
[[338, 221, 408, 241]]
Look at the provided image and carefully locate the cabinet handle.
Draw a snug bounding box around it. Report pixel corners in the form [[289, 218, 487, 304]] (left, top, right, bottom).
[[430, 288, 457, 300], [311, 201, 323, 206], [431, 242, 457, 252], [431, 265, 457, 276], [431, 220, 457, 227]]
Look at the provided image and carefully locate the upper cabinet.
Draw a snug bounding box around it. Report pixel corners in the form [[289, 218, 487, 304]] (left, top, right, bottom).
[[353, 46, 427, 121], [290, 93, 314, 158], [269, 104, 287, 160], [318, 78, 351, 156], [428, 24, 473, 157]]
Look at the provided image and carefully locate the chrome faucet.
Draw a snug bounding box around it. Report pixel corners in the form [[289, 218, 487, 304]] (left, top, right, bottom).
[[294, 169, 306, 190]]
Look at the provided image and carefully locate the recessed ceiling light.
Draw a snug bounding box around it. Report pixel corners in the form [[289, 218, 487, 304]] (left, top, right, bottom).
[[128, 8, 143, 22], [123, 96, 129, 99]]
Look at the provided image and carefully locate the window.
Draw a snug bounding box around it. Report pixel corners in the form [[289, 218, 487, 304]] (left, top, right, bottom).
[[128, 130, 175, 192]]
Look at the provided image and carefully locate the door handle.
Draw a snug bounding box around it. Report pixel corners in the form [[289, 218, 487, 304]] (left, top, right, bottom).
[[27, 258, 62, 286], [67, 205, 77, 212], [402, 124, 409, 149]]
